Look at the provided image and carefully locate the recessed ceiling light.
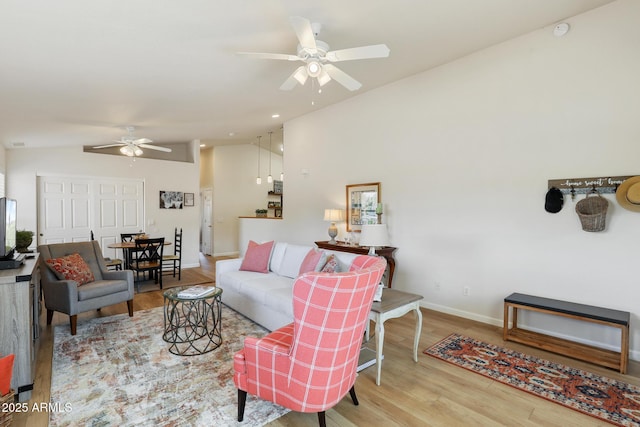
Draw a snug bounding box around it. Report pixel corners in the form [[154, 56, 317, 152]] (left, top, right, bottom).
[[228, 132, 235, 137], [200, 143, 206, 148], [271, 114, 280, 118]]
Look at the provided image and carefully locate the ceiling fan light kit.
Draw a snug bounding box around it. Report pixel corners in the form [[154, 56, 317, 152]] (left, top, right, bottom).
[[239, 16, 390, 92], [119, 145, 142, 157], [92, 125, 172, 157]]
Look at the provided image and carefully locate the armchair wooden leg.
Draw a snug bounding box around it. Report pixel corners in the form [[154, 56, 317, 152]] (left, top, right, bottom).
[[127, 300, 134, 317], [46, 309, 54, 325], [70, 315, 77, 335], [349, 385, 359, 406], [317, 411, 326, 427], [238, 389, 247, 422]]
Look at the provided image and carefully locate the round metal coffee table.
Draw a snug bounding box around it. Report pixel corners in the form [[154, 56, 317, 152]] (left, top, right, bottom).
[[162, 286, 223, 356]]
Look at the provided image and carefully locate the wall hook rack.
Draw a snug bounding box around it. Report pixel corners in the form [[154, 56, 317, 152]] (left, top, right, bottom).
[[548, 175, 636, 196]]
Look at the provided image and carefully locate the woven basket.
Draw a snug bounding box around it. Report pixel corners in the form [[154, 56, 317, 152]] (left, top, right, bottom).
[[0, 390, 15, 427], [575, 192, 608, 232]]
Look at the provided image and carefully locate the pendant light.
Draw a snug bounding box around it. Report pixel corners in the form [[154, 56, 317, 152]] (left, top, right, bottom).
[[267, 131, 273, 184], [280, 127, 284, 181], [256, 136, 262, 185]]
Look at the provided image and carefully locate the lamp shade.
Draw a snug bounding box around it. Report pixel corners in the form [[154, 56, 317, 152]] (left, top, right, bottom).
[[324, 209, 344, 222], [359, 224, 390, 248]]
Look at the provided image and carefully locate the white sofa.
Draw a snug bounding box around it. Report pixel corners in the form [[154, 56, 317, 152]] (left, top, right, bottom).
[[216, 241, 360, 331]]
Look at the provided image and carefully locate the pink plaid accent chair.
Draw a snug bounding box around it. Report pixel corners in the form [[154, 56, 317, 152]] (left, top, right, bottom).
[[233, 255, 386, 427]]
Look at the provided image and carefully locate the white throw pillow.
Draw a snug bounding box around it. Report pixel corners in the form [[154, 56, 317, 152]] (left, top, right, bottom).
[[269, 242, 288, 274], [278, 244, 313, 278]]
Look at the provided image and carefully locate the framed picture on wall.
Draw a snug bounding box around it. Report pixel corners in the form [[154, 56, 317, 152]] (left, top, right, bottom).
[[184, 193, 195, 207], [159, 191, 184, 209], [346, 182, 381, 232]]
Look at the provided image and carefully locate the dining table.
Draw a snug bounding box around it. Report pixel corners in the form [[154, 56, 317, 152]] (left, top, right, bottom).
[[107, 240, 172, 270]]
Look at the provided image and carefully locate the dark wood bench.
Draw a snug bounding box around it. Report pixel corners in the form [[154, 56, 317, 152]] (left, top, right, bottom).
[[503, 293, 630, 373]]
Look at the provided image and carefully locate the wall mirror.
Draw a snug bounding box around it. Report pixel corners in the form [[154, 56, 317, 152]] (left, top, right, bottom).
[[346, 182, 381, 232]]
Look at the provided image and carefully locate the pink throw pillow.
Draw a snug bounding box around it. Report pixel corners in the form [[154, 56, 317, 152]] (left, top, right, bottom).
[[45, 253, 95, 286], [299, 249, 325, 275], [240, 240, 274, 273], [0, 353, 14, 396]]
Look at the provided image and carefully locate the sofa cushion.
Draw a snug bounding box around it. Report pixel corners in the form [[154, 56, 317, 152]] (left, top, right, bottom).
[[299, 248, 327, 275], [269, 242, 288, 275], [279, 244, 314, 278], [264, 286, 294, 319], [240, 240, 274, 273], [45, 253, 95, 286], [77, 279, 130, 301]]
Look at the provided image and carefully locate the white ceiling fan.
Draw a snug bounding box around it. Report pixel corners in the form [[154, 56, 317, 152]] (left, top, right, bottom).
[[238, 16, 390, 91], [93, 126, 172, 156]]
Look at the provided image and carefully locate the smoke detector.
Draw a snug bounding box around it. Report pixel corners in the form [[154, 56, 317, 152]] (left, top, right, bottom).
[[553, 23, 570, 37]]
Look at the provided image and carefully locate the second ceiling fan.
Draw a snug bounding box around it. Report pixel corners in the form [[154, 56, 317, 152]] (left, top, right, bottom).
[[93, 126, 172, 157], [239, 16, 390, 92]]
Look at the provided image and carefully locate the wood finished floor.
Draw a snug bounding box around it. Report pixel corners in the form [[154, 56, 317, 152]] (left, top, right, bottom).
[[14, 254, 640, 426]]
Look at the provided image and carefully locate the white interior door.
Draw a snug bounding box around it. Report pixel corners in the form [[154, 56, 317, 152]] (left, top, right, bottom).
[[200, 188, 212, 255], [93, 179, 144, 258], [38, 176, 144, 258], [38, 177, 92, 244]]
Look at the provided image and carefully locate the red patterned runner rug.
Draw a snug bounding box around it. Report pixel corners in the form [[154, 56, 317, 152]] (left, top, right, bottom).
[[424, 333, 640, 426]]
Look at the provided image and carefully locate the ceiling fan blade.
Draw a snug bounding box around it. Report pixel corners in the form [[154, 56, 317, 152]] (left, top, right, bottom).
[[93, 143, 124, 149], [325, 44, 390, 62], [133, 138, 153, 144], [280, 66, 307, 90], [237, 52, 300, 61], [323, 64, 362, 91], [138, 144, 172, 153], [290, 16, 317, 54]]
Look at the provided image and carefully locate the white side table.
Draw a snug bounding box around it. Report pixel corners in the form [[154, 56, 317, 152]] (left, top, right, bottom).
[[365, 288, 424, 385]]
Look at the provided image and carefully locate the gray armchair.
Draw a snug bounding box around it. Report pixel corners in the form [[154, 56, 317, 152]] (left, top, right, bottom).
[[38, 241, 134, 335]]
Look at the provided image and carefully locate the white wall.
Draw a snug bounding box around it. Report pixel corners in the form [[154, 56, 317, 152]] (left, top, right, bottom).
[[241, 0, 640, 358], [212, 144, 282, 256], [6, 145, 201, 268]]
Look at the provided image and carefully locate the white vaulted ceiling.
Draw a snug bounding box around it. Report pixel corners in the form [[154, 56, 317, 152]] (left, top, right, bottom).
[[0, 0, 616, 150]]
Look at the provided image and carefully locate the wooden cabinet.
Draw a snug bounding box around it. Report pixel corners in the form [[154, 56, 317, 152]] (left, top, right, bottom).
[[0, 256, 40, 402]]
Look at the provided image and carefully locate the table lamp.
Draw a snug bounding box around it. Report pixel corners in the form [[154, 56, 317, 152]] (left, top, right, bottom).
[[359, 224, 390, 255], [323, 209, 344, 244]]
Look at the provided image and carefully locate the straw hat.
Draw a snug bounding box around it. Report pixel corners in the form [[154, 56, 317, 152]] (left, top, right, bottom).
[[616, 176, 640, 212]]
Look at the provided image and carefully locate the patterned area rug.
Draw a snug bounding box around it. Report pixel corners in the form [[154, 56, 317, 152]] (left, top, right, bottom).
[[425, 334, 640, 426], [50, 305, 289, 426]]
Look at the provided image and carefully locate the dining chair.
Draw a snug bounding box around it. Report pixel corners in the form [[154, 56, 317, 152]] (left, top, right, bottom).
[[120, 232, 144, 270], [130, 237, 165, 292], [162, 227, 182, 279], [90, 230, 122, 271]]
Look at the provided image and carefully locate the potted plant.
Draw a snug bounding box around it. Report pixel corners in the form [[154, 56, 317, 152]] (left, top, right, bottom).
[[16, 230, 34, 253], [255, 209, 268, 218]]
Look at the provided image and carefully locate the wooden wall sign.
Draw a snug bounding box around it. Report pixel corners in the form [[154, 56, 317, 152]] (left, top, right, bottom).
[[548, 175, 636, 197]]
